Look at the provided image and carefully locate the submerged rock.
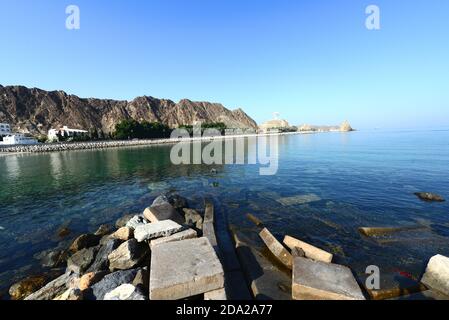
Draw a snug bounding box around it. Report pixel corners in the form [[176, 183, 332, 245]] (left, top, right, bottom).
[[167, 194, 188, 210], [57, 227, 71, 238], [152, 195, 170, 207], [104, 284, 147, 300], [9, 275, 47, 300], [34, 249, 68, 268], [414, 192, 445, 202], [108, 239, 148, 271], [87, 269, 139, 300]]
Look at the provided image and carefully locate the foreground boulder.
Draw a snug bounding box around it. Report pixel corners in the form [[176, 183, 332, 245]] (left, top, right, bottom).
[[9, 275, 47, 300], [292, 256, 365, 300], [134, 220, 183, 242], [79, 271, 109, 291], [421, 254, 449, 296], [94, 225, 112, 237], [414, 192, 445, 202], [53, 288, 83, 300], [143, 203, 184, 224], [104, 284, 147, 300], [111, 227, 133, 241], [108, 239, 148, 271], [150, 237, 224, 300], [87, 269, 139, 300], [86, 239, 122, 273], [69, 234, 101, 253], [67, 247, 98, 274], [25, 272, 74, 300]]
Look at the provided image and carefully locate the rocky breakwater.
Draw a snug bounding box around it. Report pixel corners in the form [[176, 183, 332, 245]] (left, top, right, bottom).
[[9, 194, 229, 301]]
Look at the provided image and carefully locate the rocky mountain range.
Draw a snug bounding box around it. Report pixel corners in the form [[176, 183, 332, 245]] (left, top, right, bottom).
[[0, 85, 258, 135]]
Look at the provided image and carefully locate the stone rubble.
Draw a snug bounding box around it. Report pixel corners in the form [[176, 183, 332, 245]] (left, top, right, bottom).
[[12, 193, 449, 302]]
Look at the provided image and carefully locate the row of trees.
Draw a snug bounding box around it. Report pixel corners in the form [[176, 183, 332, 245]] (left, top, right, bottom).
[[178, 122, 228, 136], [112, 120, 172, 140]]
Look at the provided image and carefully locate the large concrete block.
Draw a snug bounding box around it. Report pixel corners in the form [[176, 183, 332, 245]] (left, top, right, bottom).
[[389, 290, 449, 300], [204, 288, 227, 300], [292, 257, 365, 300], [283, 235, 333, 263], [421, 254, 449, 296], [150, 237, 224, 300], [259, 228, 292, 270], [143, 203, 184, 224], [149, 228, 197, 250], [134, 220, 183, 242]]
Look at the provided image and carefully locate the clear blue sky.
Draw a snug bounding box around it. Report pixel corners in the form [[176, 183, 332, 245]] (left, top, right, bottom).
[[1, 0, 448, 129]]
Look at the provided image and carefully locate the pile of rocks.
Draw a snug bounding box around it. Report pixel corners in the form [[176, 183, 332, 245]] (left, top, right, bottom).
[[9, 194, 226, 300]]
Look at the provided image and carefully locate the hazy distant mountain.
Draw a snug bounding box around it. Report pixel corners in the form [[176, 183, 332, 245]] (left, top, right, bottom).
[[0, 85, 258, 135]]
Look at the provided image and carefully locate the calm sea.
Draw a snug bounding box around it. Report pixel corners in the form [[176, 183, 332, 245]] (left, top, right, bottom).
[[1, 129, 449, 295]]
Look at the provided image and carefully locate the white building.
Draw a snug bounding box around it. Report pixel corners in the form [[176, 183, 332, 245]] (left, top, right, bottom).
[[48, 126, 89, 142], [0, 123, 11, 137], [0, 134, 38, 145]]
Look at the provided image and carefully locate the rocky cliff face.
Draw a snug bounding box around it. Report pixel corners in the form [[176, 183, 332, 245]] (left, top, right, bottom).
[[0, 85, 258, 135]]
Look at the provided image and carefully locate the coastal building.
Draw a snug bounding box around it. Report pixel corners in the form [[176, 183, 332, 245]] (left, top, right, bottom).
[[0, 133, 38, 145], [0, 123, 11, 137], [48, 126, 88, 142]]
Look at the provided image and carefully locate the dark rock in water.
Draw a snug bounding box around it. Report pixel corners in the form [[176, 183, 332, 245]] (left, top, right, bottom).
[[9, 275, 47, 300], [167, 194, 188, 210], [414, 192, 445, 202], [115, 214, 134, 229], [108, 239, 149, 271], [94, 224, 112, 237], [34, 249, 68, 268], [69, 234, 101, 253], [183, 208, 203, 230], [57, 227, 71, 238], [67, 247, 99, 275], [132, 267, 149, 292], [87, 269, 139, 300], [86, 239, 122, 273]]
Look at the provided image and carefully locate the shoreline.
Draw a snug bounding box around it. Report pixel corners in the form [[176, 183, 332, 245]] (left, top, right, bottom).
[[0, 131, 324, 155]]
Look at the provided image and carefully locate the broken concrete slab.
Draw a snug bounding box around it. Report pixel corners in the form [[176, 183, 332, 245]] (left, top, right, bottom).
[[134, 220, 183, 242], [230, 226, 291, 300], [203, 221, 218, 250], [276, 194, 321, 206], [204, 199, 214, 224], [259, 228, 292, 270], [149, 228, 197, 250], [292, 256, 365, 300], [366, 273, 427, 300], [358, 225, 426, 237], [126, 215, 148, 230], [204, 288, 227, 300], [421, 254, 449, 296], [149, 237, 224, 300], [283, 235, 333, 263], [143, 203, 184, 224]]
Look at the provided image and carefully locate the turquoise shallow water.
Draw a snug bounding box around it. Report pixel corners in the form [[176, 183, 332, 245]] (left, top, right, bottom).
[[1, 130, 449, 295]]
